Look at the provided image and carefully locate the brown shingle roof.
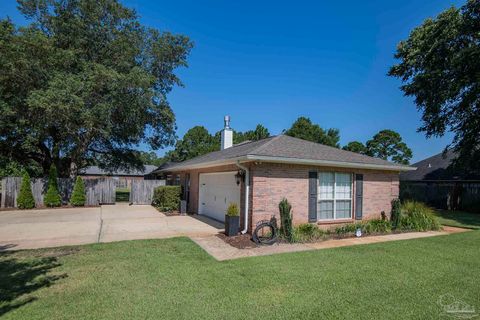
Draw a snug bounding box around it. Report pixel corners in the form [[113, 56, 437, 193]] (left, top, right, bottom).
[[400, 150, 459, 181], [80, 165, 158, 176], [158, 135, 413, 172]]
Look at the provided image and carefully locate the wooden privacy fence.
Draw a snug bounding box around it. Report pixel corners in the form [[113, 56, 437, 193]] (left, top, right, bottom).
[[84, 178, 116, 205], [130, 179, 166, 205], [400, 180, 480, 212], [1, 177, 117, 208]]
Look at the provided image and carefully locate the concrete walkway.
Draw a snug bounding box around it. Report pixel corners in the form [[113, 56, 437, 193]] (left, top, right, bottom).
[[0, 204, 222, 250], [192, 226, 470, 261]]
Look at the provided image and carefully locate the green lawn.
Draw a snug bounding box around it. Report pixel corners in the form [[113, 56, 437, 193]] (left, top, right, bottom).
[[1, 232, 479, 319], [434, 209, 480, 230], [115, 188, 130, 202]]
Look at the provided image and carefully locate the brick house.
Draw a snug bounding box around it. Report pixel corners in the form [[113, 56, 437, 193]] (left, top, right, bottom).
[[156, 117, 414, 233]]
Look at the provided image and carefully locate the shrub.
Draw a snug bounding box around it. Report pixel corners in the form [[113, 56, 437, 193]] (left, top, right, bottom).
[[292, 223, 326, 243], [335, 219, 392, 236], [390, 198, 401, 228], [397, 200, 441, 231], [17, 172, 35, 209], [279, 198, 294, 242], [362, 219, 392, 234], [44, 164, 61, 207], [226, 203, 239, 216], [152, 185, 181, 211], [70, 177, 86, 206], [335, 223, 360, 236]]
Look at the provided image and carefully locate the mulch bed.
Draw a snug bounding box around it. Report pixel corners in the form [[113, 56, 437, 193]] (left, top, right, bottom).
[[216, 229, 432, 248], [216, 233, 258, 249], [163, 211, 182, 216], [153, 207, 182, 216]]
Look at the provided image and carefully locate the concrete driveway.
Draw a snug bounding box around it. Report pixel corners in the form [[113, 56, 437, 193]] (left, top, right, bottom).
[[0, 204, 222, 250]]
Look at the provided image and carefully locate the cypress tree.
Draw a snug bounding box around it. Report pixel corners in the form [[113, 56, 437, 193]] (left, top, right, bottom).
[[70, 177, 86, 206], [17, 172, 35, 209], [44, 164, 61, 207], [390, 199, 402, 229], [279, 198, 294, 242]]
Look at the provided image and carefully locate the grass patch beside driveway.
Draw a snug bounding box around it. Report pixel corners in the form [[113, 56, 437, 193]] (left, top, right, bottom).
[[1, 232, 479, 319]]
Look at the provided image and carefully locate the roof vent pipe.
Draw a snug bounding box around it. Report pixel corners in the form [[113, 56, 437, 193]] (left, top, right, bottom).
[[224, 115, 231, 129], [221, 115, 233, 150]]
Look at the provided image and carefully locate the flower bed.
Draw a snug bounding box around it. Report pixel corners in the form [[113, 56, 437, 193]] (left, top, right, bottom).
[[282, 200, 442, 244]]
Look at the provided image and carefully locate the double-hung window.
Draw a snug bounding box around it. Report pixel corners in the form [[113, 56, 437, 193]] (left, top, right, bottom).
[[317, 172, 352, 220]]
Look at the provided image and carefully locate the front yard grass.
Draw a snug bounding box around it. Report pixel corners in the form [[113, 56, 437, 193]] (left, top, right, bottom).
[[434, 209, 480, 230], [1, 231, 479, 319]]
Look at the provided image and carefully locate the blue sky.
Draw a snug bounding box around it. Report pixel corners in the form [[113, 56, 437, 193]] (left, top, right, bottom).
[[1, 0, 464, 162]]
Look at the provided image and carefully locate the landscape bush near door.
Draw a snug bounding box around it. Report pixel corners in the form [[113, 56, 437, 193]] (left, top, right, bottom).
[[152, 186, 182, 212]]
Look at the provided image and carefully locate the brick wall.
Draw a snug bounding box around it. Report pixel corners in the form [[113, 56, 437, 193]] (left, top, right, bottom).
[[174, 162, 400, 233], [249, 163, 400, 232]]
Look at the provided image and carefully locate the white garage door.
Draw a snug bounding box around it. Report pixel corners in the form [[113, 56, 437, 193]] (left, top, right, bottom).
[[199, 172, 241, 222]]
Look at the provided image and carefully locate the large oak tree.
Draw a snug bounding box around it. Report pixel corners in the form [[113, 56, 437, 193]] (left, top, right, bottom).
[[0, 0, 192, 176], [389, 0, 480, 172]]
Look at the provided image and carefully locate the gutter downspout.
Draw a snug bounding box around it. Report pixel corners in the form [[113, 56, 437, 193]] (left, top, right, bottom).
[[236, 161, 249, 234]]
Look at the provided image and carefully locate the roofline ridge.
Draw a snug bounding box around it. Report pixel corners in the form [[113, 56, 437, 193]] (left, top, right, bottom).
[[411, 149, 454, 166], [248, 135, 282, 155], [155, 136, 278, 170], [275, 135, 403, 167]]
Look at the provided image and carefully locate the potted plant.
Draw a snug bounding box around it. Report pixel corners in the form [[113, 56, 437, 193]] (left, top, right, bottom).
[[225, 203, 240, 236]]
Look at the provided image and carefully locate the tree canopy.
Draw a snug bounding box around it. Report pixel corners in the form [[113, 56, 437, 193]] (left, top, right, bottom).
[[166, 124, 271, 162], [0, 0, 192, 177], [342, 141, 368, 155], [388, 0, 480, 172], [365, 130, 412, 164], [166, 126, 217, 162], [234, 124, 271, 143], [137, 151, 166, 167], [343, 131, 412, 164], [284, 117, 340, 148]]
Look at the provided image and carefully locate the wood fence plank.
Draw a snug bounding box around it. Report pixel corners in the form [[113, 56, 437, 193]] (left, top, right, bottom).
[[130, 180, 165, 205], [0, 176, 152, 208]]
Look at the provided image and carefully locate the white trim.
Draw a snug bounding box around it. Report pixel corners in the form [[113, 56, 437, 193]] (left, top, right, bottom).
[[160, 155, 415, 172], [317, 171, 353, 221], [197, 171, 238, 176], [161, 158, 245, 171], [246, 155, 414, 172]]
